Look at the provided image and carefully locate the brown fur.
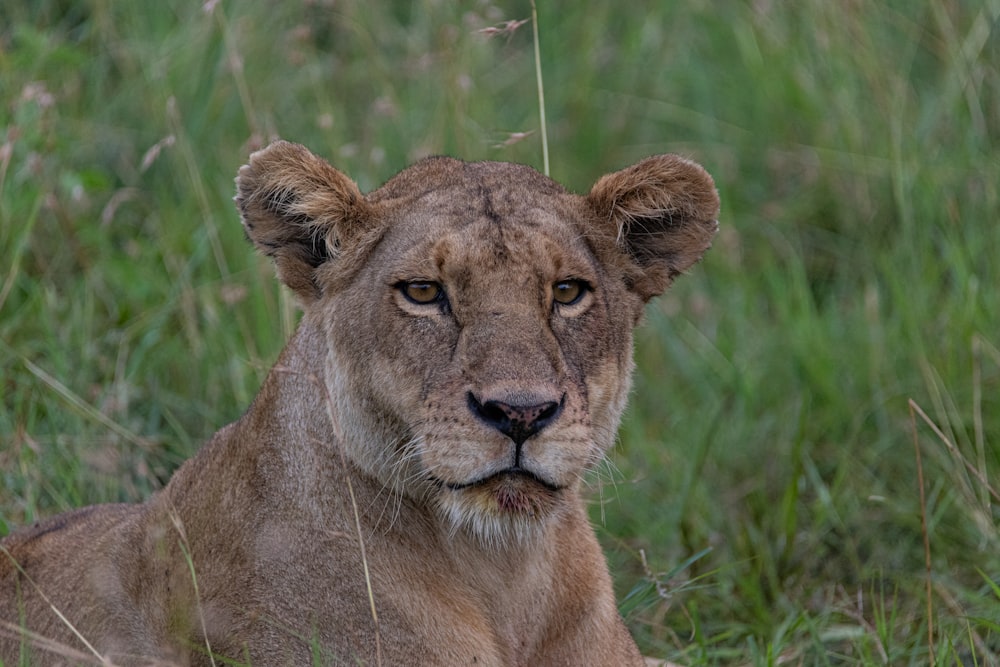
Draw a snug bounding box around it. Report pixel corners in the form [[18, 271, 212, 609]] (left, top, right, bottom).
[[0, 141, 719, 666]]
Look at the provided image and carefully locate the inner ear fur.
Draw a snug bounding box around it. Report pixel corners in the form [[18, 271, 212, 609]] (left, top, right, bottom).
[[587, 154, 720, 301], [235, 140, 369, 302]]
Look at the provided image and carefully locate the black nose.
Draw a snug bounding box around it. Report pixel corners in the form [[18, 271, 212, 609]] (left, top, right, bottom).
[[468, 393, 564, 446]]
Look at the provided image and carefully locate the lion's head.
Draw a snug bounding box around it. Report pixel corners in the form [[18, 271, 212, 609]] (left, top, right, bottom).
[[236, 141, 719, 545]]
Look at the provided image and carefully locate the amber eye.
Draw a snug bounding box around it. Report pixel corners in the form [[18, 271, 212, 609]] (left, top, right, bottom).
[[401, 281, 444, 305], [552, 280, 586, 306]]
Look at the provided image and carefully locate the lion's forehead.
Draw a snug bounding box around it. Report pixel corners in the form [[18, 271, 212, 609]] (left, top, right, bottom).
[[374, 163, 582, 229], [379, 188, 597, 274]]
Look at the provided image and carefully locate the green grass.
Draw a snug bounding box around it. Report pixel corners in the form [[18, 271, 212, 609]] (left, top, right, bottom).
[[2, 1, 998, 664]]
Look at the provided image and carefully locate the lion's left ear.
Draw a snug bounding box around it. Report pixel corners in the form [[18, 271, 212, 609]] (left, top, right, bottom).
[[587, 154, 720, 301]]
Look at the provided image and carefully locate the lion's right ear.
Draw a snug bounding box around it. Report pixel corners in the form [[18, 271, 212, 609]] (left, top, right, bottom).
[[235, 140, 369, 303]]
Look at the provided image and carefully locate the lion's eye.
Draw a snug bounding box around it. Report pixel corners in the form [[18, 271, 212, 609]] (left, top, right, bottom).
[[552, 280, 587, 306], [401, 281, 444, 305]]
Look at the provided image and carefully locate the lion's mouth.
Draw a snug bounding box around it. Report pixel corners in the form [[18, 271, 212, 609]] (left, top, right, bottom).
[[441, 467, 563, 517], [445, 467, 562, 493]]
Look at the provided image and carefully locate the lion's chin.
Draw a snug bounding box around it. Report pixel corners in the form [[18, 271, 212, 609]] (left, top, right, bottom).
[[472, 470, 561, 515], [437, 471, 563, 547]]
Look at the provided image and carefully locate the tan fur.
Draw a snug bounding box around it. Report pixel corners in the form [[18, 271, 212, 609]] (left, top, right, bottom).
[[0, 141, 719, 666]]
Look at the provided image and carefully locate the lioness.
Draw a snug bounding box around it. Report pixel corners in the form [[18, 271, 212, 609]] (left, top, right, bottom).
[[0, 140, 719, 666]]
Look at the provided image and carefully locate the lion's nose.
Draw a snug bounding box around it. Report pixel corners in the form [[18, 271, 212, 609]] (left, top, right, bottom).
[[467, 393, 564, 446]]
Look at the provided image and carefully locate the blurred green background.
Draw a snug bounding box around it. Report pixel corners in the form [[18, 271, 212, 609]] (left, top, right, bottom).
[[1, 1, 998, 664]]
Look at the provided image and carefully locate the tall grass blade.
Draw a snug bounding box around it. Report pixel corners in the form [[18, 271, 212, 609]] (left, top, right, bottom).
[[908, 399, 934, 666], [530, 0, 549, 176]]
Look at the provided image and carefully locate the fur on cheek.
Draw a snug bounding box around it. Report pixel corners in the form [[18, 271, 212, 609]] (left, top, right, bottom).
[[584, 355, 634, 450]]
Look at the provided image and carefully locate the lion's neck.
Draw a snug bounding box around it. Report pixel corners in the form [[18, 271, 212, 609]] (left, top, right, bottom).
[[206, 317, 418, 516]]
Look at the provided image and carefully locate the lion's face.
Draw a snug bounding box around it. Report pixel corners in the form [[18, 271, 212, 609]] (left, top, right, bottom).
[[236, 143, 719, 544], [326, 163, 641, 542]]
